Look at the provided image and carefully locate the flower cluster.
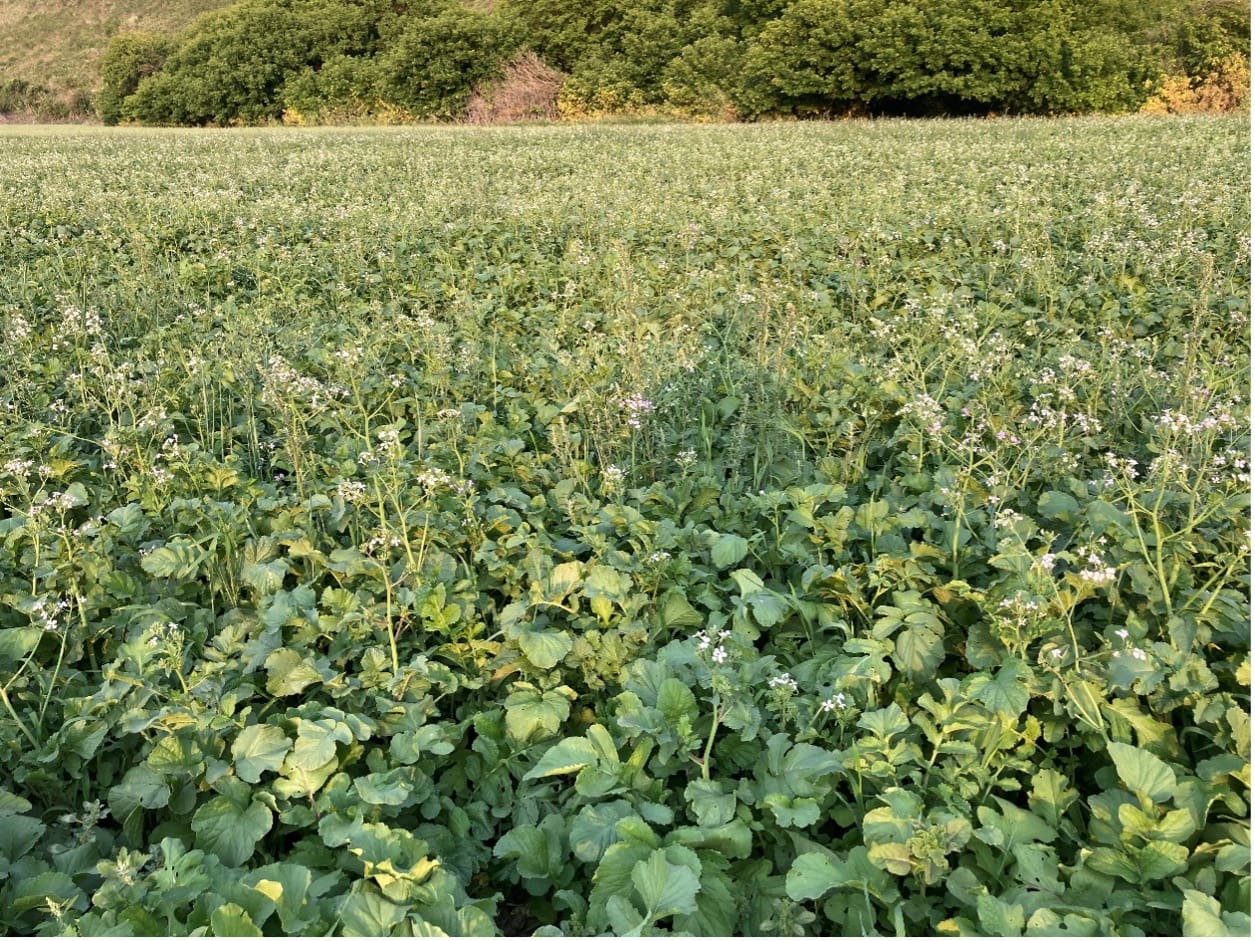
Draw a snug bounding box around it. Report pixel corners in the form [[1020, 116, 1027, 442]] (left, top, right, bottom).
[[145, 621, 183, 650], [29, 597, 71, 632], [261, 355, 347, 412], [621, 393, 656, 430], [695, 626, 733, 665], [768, 672, 799, 693], [820, 692, 848, 712], [1078, 549, 1117, 586], [336, 480, 368, 503], [898, 392, 945, 436]]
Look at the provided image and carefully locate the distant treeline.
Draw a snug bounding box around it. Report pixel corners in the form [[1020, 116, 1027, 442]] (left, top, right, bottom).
[[96, 0, 1250, 124]]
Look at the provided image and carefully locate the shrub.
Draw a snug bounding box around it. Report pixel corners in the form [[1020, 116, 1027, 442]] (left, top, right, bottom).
[[124, 0, 384, 125], [97, 32, 174, 125], [465, 50, 565, 124], [280, 55, 387, 124], [380, 5, 520, 120], [1143, 52, 1252, 113]]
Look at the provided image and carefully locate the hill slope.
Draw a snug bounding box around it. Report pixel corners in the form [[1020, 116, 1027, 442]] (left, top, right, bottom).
[[0, 0, 231, 91]]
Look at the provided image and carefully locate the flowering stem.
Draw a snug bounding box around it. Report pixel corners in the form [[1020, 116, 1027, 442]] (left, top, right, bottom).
[[700, 694, 721, 782]]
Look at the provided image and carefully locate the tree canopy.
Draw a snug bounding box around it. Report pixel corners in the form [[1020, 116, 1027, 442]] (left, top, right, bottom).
[[97, 0, 1250, 124]]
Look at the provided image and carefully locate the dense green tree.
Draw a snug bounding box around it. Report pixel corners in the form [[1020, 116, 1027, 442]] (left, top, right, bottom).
[[108, 0, 1248, 123], [96, 32, 174, 125], [125, 0, 384, 125], [379, 4, 520, 119]]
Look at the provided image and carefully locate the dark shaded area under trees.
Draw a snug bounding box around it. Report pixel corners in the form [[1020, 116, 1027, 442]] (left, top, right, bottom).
[[88, 0, 1252, 124]]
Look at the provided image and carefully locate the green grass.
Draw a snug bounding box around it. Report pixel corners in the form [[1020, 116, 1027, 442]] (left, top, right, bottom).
[[0, 0, 229, 91], [0, 116, 1249, 936]]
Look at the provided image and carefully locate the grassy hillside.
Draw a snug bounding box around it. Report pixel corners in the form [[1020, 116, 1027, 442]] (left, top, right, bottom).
[[0, 0, 230, 91]]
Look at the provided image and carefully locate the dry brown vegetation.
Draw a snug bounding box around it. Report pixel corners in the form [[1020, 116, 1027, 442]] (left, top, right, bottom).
[[466, 50, 565, 124]]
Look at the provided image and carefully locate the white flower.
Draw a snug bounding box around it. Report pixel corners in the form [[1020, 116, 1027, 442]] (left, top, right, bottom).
[[336, 480, 367, 503], [768, 673, 798, 693], [1115, 629, 1129, 640]]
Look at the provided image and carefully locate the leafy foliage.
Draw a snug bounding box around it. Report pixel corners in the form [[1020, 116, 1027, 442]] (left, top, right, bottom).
[[0, 116, 1249, 935], [81, 0, 1252, 123]]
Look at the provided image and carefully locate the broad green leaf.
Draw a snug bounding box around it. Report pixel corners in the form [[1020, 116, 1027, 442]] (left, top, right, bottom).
[[1029, 768, 1078, 830], [749, 591, 789, 626], [274, 755, 339, 799], [605, 895, 645, 935], [661, 591, 702, 629], [244, 863, 316, 934], [977, 894, 1025, 936], [789, 847, 897, 905], [0, 790, 32, 815], [569, 801, 635, 863], [339, 884, 409, 936], [675, 868, 737, 936], [288, 718, 350, 770], [354, 770, 413, 806], [517, 629, 572, 669], [1215, 842, 1250, 873], [586, 723, 620, 766], [730, 568, 765, 596], [504, 686, 573, 742], [589, 840, 652, 929], [547, 561, 582, 602], [146, 733, 204, 775], [685, 779, 736, 827], [975, 797, 1056, 847], [786, 852, 841, 900], [10, 871, 82, 913], [1182, 889, 1250, 937], [1130, 840, 1188, 881], [657, 677, 698, 725], [782, 742, 843, 797], [1086, 847, 1139, 882], [764, 793, 821, 827], [668, 821, 753, 858], [971, 659, 1031, 718], [711, 533, 750, 568], [0, 814, 45, 864], [494, 823, 556, 881], [893, 621, 944, 683], [863, 789, 922, 844], [232, 724, 292, 784], [1011, 843, 1064, 893], [108, 764, 171, 820], [582, 565, 631, 623], [1108, 741, 1176, 803], [857, 704, 910, 740], [391, 725, 454, 764], [1038, 490, 1080, 520], [632, 848, 700, 919], [0, 627, 41, 663], [265, 647, 324, 696], [867, 842, 913, 876], [1117, 803, 1193, 843], [210, 903, 262, 937], [242, 558, 288, 595], [191, 793, 272, 867], [524, 736, 600, 779]]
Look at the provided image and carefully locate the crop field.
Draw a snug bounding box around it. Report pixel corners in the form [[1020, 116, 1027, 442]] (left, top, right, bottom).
[[0, 116, 1250, 936]]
